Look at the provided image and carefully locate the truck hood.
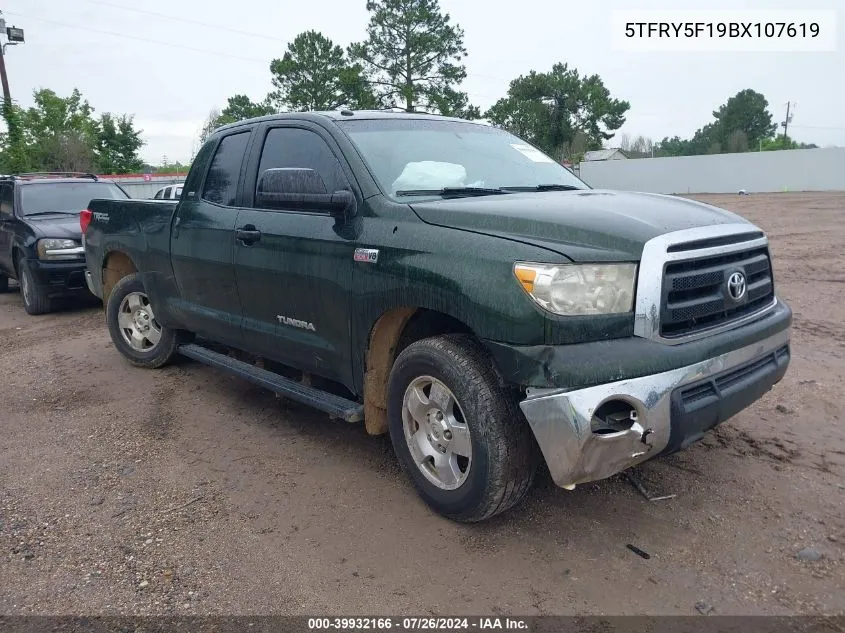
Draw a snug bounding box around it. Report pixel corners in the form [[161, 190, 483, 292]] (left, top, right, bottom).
[[26, 215, 83, 240], [409, 190, 749, 261]]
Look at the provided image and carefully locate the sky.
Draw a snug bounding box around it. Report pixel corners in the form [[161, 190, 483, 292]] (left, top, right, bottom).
[[2, 0, 842, 165]]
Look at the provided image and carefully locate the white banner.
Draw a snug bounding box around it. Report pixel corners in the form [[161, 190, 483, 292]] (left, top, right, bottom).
[[611, 10, 837, 52]]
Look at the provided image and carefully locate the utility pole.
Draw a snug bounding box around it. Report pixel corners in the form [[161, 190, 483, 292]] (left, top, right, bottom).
[[782, 101, 792, 140], [0, 13, 25, 105], [0, 43, 10, 104], [0, 16, 11, 104]]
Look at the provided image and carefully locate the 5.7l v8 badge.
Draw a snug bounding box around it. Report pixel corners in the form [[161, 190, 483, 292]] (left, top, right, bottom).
[[354, 248, 379, 263]]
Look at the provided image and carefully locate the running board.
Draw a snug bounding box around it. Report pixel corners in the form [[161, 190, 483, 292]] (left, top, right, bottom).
[[178, 343, 364, 423]]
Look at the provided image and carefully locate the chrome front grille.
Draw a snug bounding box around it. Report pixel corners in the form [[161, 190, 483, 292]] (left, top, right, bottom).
[[660, 245, 775, 338], [634, 224, 778, 345]]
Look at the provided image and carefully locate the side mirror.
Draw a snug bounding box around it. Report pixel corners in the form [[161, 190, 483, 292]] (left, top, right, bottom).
[[256, 168, 356, 219]]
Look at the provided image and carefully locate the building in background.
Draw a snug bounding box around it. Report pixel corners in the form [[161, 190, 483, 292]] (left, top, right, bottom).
[[582, 148, 628, 161]]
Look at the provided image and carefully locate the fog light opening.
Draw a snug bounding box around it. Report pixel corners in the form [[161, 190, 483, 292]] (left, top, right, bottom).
[[591, 400, 639, 435]]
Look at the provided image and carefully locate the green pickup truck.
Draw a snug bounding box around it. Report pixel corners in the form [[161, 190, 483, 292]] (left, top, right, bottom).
[[81, 111, 792, 522]]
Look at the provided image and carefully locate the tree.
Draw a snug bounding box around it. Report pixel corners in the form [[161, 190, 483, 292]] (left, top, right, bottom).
[[654, 136, 690, 157], [198, 95, 275, 144], [199, 108, 222, 144], [349, 0, 476, 116], [485, 63, 630, 159], [619, 134, 654, 158], [93, 113, 144, 174], [17, 88, 98, 171], [270, 30, 377, 111], [761, 135, 818, 151], [0, 88, 145, 174], [712, 89, 777, 151], [656, 89, 779, 157], [219, 94, 275, 123], [0, 101, 31, 172]]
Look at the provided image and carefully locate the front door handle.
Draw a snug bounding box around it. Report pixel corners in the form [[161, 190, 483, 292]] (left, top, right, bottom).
[[236, 226, 261, 245]]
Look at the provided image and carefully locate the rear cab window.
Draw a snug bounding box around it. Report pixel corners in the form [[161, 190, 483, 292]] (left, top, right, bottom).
[[202, 131, 251, 206]]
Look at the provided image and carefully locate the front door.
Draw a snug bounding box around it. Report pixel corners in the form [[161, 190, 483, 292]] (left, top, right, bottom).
[[170, 129, 252, 347], [234, 124, 357, 389]]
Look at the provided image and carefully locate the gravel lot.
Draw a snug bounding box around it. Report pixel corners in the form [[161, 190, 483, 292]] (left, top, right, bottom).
[[1, 192, 843, 616]]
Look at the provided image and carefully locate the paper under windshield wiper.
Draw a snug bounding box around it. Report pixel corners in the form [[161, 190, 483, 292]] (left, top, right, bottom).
[[501, 184, 583, 192], [396, 187, 507, 197], [24, 211, 79, 217]]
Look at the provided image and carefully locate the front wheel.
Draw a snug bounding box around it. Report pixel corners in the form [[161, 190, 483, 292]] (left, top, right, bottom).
[[387, 335, 539, 522], [17, 255, 52, 315], [106, 273, 182, 368]]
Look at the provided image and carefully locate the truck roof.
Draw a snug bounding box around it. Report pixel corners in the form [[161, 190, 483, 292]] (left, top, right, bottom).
[[213, 110, 485, 136]]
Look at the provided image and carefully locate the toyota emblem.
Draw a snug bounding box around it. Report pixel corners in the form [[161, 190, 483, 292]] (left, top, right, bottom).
[[727, 271, 747, 301]]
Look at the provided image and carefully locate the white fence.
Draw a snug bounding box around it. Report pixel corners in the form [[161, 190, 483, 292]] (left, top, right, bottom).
[[579, 147, 845, 194]]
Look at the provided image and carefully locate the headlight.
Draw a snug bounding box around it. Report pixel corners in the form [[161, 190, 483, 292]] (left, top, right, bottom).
[[36, 238, 82, 261], [514, 262, 637, 315]]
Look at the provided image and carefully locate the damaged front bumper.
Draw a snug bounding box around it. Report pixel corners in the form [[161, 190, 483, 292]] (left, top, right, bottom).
[[519, 327, 791, 489]]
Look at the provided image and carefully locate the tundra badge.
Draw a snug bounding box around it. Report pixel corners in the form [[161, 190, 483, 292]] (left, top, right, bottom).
[[354, 248, 379, 263], [276, 315, 316, 332]]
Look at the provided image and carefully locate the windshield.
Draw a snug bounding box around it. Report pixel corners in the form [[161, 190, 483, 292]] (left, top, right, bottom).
[[21, 182, 128, 216], [338, 118, 587, 200]]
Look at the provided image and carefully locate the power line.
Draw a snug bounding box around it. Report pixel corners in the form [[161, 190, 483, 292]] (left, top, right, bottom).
[[3, 11, 509, 90], [3, 12, 270, 64], [787, 124, 845, 131], [77, 1, 518, 84], [79, 0, 286, 42]]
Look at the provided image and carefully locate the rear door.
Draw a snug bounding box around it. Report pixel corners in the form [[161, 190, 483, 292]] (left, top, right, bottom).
[[234, 123, 357, 388], [169, 129, 252, 346]]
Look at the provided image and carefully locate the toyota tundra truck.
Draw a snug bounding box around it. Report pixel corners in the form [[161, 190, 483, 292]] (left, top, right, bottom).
[[81, 111, 792, 522]]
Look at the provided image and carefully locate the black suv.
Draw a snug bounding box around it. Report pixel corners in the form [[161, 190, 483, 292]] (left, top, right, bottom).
[[0, 173, 128, 314]]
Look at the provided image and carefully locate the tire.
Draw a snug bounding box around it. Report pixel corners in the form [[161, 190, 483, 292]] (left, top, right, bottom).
[[387, 334, 539, 522], [0, 274, 9, 293], [16, 255, 52, 315], [106, 273, 182, 369]]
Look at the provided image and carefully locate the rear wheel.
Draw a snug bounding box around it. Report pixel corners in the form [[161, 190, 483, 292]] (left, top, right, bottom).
[[0, 274, 9, 293], [387, 335, 538, 522], [106, 273, 182, 368], [16, 255, 52, 315]]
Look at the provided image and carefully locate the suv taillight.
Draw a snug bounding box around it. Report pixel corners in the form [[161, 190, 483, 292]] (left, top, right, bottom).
[[80, 209, 92, 234]]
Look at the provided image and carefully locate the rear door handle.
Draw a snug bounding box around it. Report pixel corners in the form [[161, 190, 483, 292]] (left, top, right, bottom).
[[236, 226, 261, 244]]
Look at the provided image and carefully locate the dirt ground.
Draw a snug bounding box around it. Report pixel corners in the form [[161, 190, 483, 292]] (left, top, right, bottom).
[[0, 192, 843, 617]]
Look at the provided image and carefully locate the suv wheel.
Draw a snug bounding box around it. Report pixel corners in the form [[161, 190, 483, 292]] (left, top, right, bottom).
[[16, 255, 52, 315], [106, 273, 182, 368], [387, 335, 539, 522], [0, 274, 9, 293]]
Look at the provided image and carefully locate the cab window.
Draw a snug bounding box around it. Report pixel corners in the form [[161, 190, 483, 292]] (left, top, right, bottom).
[[202, 131, 251, 206], [256, 127, 347, 199]]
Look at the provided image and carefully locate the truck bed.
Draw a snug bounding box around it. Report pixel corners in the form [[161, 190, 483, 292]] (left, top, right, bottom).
[[83, 198, 178, 300]]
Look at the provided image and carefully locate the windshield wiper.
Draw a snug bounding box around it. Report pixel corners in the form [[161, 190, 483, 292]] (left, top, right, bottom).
[[501, 184, 583, 192], [396, 187, 507, 198], [24, 211, 79, 217]]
